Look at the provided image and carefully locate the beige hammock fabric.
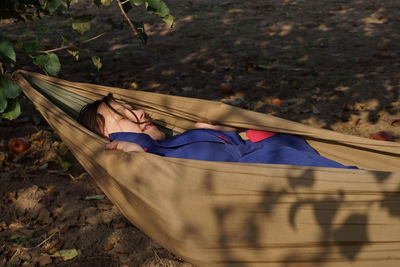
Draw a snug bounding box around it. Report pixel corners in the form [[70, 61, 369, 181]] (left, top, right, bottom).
[[15, 71, 400, 266]]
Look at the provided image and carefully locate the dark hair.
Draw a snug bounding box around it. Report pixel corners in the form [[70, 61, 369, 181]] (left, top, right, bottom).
[[78, 93, 144, 139]]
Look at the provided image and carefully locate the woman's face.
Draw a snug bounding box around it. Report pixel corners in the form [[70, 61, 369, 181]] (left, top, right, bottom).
[[98, 100, 166, 141]]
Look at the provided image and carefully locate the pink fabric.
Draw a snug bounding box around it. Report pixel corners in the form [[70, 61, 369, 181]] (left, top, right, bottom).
[[246, 129, 276, 142]]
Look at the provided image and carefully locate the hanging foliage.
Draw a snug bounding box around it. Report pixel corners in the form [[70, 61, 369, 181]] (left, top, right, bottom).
[[0, 0, 174, 120]]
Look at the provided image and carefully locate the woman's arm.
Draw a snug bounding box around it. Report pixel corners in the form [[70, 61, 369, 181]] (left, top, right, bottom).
[[106, 123, 238, 152], [194, 122, 238, 132], [106, 140, 145, 152]]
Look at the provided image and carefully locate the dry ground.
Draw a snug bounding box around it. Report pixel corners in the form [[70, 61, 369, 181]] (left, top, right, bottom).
[[1, 0, 399, 266]]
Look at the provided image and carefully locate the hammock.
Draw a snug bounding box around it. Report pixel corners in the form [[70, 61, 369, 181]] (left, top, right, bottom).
[[15, 71, 400, 266]]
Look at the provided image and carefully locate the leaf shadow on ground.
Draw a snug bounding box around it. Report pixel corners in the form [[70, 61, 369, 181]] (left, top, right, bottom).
[[43, 0, 399, 139]]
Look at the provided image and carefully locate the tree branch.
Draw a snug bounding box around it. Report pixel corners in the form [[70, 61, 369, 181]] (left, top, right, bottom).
[[115, 0, 140, 40], [37, 32, 107, 54]]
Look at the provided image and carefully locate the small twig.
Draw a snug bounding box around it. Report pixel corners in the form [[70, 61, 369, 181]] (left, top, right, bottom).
[[37, 32, 107, 54], [115, 0, 140, 40], [8, 247, 22, 262], [67, 172, 87, 181], [46, 170, 88, 182], [34, 231, 59, 249], [153, 249, 161, 263]]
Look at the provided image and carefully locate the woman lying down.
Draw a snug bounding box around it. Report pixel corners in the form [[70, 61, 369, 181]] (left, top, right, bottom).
[[78, 93, 357, 169]]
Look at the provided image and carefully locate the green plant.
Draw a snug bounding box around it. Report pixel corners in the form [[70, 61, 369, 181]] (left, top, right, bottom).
[[0, 0, 174, 120]]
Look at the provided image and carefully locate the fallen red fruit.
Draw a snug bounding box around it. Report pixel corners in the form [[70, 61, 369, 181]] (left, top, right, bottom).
[[372, 131, 394, 141], [220, 82, 232, 94], [8, 137, 30, 154], [271, 98, 282, 107]]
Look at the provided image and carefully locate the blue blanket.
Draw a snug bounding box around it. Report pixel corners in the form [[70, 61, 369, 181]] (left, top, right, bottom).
[[110, 129, 357, 169]]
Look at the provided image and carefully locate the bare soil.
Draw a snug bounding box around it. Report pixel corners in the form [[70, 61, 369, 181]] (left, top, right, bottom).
[[1, 0, 399, 266]]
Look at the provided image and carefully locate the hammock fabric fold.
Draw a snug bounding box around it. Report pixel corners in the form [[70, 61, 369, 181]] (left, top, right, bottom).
[[15, 71, 400, 266]]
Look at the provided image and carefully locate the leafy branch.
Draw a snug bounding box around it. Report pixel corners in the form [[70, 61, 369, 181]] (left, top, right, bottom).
[[0, 0, 174, 120]]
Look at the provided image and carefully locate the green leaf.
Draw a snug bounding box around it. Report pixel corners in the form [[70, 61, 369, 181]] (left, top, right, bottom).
[[0, 87, 7, 113], [162, 14, 174, 28], [0, 76, 21, 99], [49, 0, 63, 12], [144, 0, 174, 27], [52, 249, 79, 261], [98, 0, 113, 6], [1, 99, 21, 120], [131, 19, 147, 44], [145, 0, 170, 16], [33, 53, 61, 76], [91, 55, 102, 70], [0, 39, 16, 66], [72, 21, 91, 35], [67, 48, 79, 61], [84, 194, 105, 200], [131, 0, 145, 5], [59, 160, 71, 171]]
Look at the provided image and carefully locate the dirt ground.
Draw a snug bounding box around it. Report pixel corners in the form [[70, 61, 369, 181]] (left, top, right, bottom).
[[1, 0, 399, 266]]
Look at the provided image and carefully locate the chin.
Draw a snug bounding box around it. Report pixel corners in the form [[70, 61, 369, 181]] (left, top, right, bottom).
[[154, 132, 166, 141], [148, 128, 166, 141]]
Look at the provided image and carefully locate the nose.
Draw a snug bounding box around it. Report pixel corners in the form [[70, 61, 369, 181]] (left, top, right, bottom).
[[135, 110, 145, 121]]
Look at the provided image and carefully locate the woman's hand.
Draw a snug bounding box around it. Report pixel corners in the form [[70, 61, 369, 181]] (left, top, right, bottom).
[[195, 122, 238, 132], [106, 140, 145, 152]]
